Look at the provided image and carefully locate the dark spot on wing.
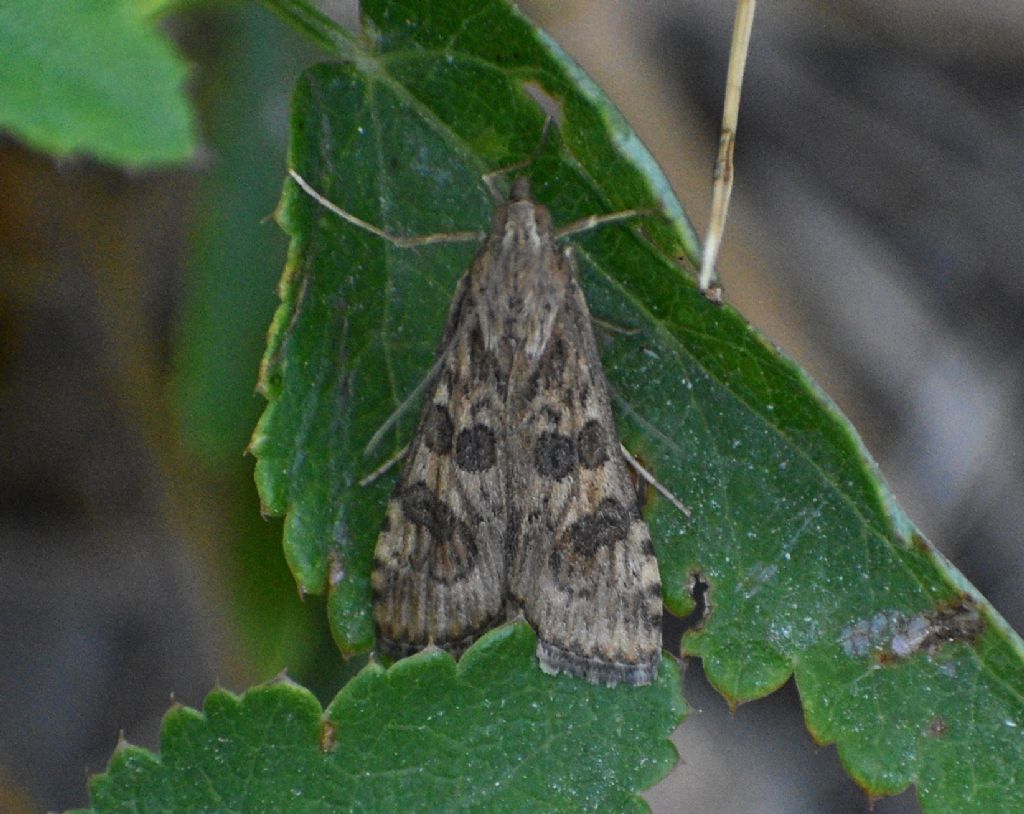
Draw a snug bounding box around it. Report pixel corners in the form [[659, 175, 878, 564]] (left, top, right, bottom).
[[534, 431, 576, 480], [577, 419, 609, 469], [456, 424, 497, 472], [429, 520, 479, 584], [422, 404, 454, 454], [401, 481, 455, 542], [569, 497, 630, 557]]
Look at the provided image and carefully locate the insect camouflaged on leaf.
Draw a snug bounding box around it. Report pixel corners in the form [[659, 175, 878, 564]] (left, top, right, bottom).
[[292, 171, 663, 686]]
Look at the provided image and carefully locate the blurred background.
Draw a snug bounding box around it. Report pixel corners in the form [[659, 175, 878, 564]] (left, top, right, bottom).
[[0, 1, 1020, 812]]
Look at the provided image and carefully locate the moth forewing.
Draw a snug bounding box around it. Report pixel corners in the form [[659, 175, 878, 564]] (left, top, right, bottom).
[[506, 250, 662, 686], [371, 236, 509, 659]]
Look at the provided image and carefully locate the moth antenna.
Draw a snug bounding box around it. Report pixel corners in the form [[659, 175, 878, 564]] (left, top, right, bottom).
[[480, 117, 555, 202], [554, 207, 652, 239], [288, 169, 486, 247]]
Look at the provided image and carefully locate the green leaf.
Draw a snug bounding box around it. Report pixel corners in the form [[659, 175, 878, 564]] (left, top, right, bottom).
[[81, 625, 684, 813], [252, 0, 699, 652], [0, 0, 194, 167], [250, 0, 1024, 810]]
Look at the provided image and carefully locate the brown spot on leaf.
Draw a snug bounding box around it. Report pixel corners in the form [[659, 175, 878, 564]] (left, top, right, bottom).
[[320, 721, 337, 752]]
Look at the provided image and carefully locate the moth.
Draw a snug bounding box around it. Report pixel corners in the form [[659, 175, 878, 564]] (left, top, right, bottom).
[[292, 170, 663, 686]]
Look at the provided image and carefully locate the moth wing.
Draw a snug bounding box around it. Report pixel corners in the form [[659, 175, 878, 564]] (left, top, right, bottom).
[[372, 272, 508, 660], [508, 267, 662, 686]]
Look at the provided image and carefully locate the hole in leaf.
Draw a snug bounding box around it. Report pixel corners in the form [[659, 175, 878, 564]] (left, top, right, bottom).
[[522, 80, 565, 125]]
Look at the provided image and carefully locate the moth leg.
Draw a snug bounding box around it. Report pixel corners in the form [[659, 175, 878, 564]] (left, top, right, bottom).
[[358, 444, 408, 487], [589, 315, 641, 337], [363, 315, 483, 455], [363, 350, 449, 455], [618, 443, 690, 518]]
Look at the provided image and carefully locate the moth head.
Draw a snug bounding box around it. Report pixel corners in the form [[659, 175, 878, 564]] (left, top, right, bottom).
[[509, 176, 532, 202], [499, 176, 553, 248]]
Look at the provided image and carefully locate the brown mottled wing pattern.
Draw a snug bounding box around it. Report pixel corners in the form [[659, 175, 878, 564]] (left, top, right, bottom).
[[370, 178, 661, 685], [507, 248, 662, 686], [371, 258, 508, 659]]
